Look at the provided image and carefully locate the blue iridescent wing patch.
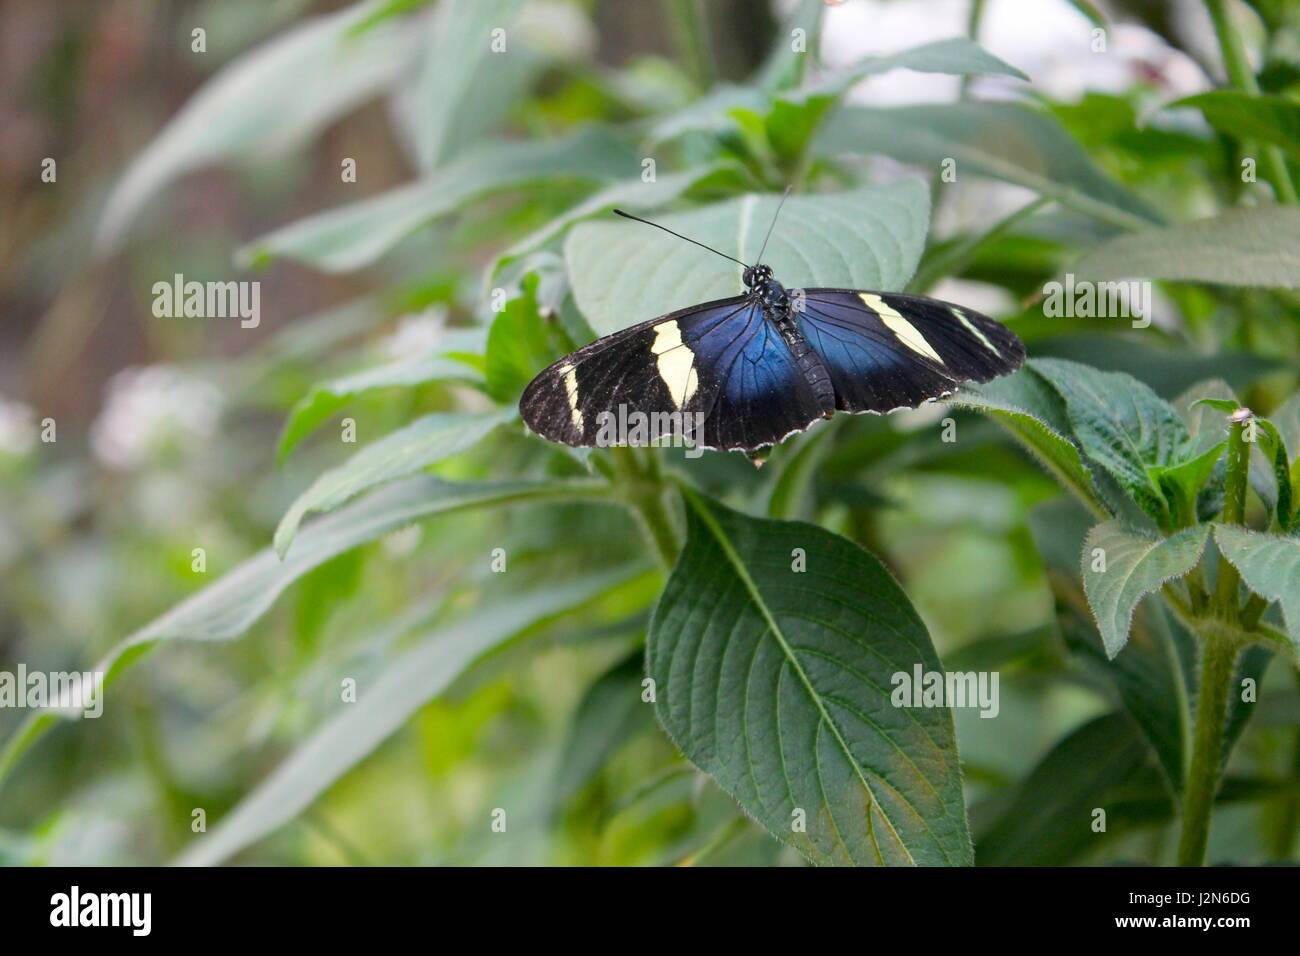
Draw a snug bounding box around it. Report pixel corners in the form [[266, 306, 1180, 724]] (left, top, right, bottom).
[[796, 289, 1025, 414]]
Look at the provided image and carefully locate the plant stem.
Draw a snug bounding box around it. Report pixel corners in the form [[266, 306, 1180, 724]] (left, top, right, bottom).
[[1206, 0, 1298, 204], [1177, 632, 1240, 866], [1213, 413, 1250, 620], [665, 0, 713, 91], [610, 447, 681, 569], [1177, 409, 1252, 866]]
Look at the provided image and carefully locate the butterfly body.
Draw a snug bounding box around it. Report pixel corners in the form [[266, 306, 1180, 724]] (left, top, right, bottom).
[[521, 262, 1023, 453], [521, 205, 1024, 454]]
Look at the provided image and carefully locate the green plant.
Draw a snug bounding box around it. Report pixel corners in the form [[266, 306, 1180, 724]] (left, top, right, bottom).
[[3, 0, 1298, 866]]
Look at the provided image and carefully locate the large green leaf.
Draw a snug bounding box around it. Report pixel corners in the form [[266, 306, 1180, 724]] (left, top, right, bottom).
[[174, 567, 646, 866], [976, 713, 1154, 866], [0, 476, 613, 788], [278, 345, 485, 463], [410, 0, 528, 170], [240, 127, 636, 272], [1215, 526, 1300, 647], [275, 408, 515, 558], [1171, 91, 1300, 157], [648, 493, 971, 866], [816, 102, 1163, 230], [566, 182, 929, 336], [949, 366, 1109, 519], [96, 0, 412, 250], [1073, 206, 1300, 289], [1032, 358, 1188, 526], [1082, 521, 1211, 658]]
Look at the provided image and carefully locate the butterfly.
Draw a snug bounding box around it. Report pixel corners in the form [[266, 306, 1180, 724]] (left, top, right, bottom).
[[520, 193, 1024, 455]]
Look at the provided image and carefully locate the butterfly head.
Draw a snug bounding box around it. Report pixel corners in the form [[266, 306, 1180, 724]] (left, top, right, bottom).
[[744, 264, 787, 310], [742, 264, 773, 289]]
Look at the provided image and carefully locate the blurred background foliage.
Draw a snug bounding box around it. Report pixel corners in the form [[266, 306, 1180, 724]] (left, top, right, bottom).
[[0, 0, 1297, 865]]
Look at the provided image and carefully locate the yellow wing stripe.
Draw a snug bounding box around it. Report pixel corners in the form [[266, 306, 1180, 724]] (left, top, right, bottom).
[[858, 293, 945, 364]]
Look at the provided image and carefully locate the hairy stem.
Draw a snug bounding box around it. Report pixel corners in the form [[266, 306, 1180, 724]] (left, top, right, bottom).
[[1177, 633, 1240, 866], [1206, 0, 1297, 204], [1177, 410, 1252, 866], [1213, 414, 1250, 620]]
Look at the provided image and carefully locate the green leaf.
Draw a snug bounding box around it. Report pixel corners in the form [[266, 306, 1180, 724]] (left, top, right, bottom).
[[816, 102, 1163, 231], [550, 652, 655, 815], [174, 567, 646, 866], [1154, 436, 1227, 529], [648, 492, 971, 866], [495, 163, 748, 273], [1171, 91, 1300, 156], [96, 0, 413, 250], [277, 347, 484, 463], [1271, 391, 1300, 457], [645, 85, 768, 146], [797, 37, 1028, 101], [1073, 206, 1300, 289], [767, 39, 1026, 164], [1029, 498, 1192, 794], [1177, 380, 1237, 437], [566, 182, 929, 336], [949, 366, 1109, 519], [274, 409, 516, 558], [141, 477, 601, 646], [1255, 419, 1294, 531], [754, 0, 826, 91], [484, 274, 556, 402], [240, 127, 636, 272], [976, 713, 1153, 866], [0, 476, 614, 787], [410, 0, 528, 170], [1032, 358, 1188, 526], [1215, 526, 1300, 647], [1082, 521, 1212, 658]]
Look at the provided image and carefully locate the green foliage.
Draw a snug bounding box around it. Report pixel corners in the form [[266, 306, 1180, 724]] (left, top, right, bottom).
[[648, 493, 970, 865], [1074, 206, 1300, 288], [8, 0, 1300, 867], [274, 409, 516, 557], [566, 182, 930, 335], [1081, 522, 1211, 657]]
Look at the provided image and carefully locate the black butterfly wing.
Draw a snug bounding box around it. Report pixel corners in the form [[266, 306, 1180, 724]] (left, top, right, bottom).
[[796, 289, 1025, 414], [520, 296, 828, 451]]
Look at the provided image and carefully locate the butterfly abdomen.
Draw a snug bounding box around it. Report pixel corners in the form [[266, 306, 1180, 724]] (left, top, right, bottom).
[[770, 298, 836, 417]]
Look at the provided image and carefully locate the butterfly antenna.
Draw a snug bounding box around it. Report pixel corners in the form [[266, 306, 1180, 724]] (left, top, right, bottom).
[[755, 185, 792, 265], [612, 209, 750, 268]]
